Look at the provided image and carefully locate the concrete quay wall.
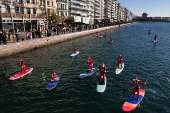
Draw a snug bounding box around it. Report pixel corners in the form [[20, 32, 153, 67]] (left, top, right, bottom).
[[0, 23, 132, 58]]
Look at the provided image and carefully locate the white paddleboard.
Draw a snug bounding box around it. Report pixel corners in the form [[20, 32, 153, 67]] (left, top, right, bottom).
[[70, 51, 79, 57], [97, 77, 107, 92], [115, 63, 124, 74], [152, 40, 157, 43]]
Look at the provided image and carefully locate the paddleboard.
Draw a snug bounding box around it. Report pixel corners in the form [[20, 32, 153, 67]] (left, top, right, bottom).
[[45, 76, 60, 91], [108, 41, 113, 43], [9, 68, 33, 80], [115, 63, 124, 74], [152, 40, 157, 43], [98, 36, 103, 38], [79, 67, 98, 78], [97, 76, 107, 92], [122, 89, 145, 112], [70, 51, 79, 57]]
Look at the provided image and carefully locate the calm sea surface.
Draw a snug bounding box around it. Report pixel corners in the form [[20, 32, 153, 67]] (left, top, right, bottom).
[[0, 22, 170, 113]]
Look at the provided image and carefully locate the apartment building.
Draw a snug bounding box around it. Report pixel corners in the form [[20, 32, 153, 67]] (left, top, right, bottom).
[[68, 0, 90, 23], [45, 0, 56, 14], [0, 0, 47, 32], [56, 0, 68, 23], [94, 0, 101, 21], [127, 10, 133, 22], [88, 0, 94, 24], [104, 0, 116, 22], [114, 1, 118, 22], [119, 6, 125, 22]]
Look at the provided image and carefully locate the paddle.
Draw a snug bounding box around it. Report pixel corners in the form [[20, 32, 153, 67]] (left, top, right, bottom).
[[112, 63, 118, 68], [121, 87, 132, 94]]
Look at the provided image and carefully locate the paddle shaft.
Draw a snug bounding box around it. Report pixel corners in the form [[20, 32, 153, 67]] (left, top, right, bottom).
[[121, 82, 146, 94]]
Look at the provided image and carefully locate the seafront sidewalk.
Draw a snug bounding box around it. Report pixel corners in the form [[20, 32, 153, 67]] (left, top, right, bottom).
[[0, 23, 133, 58]]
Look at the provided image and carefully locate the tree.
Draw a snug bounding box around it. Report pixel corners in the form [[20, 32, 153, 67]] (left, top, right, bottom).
[[48, 13, 61, 25], [64, 17, 74, 24]]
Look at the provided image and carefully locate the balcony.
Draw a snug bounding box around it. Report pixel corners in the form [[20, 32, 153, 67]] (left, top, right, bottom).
[[2, 13, 11, 19], [37, 14, 46, 19], [12, 13, 22, 19], [31, 14, 36, 19], [70, 0, 86, 6], [23, 14, 30, 19], [70, 10, 87, 16], [47, 5, 56, 9], [94, 2, 100, 6], [2, 0, 11, 5], [57, 8, 68, 11], [69, 4, 89, 10]]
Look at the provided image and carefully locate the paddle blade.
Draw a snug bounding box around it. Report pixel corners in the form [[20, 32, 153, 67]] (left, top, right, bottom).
[[121, 90, 127, 94]]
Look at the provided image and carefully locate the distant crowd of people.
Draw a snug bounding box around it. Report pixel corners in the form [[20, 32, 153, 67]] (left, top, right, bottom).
[[0, 23, 125, 45]]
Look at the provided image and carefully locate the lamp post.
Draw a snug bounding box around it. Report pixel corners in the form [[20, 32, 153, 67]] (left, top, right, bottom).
[[0, 5, 3, 32]]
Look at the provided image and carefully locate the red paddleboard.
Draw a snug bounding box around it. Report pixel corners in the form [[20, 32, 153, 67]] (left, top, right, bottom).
[[9, 68, 33, 80]]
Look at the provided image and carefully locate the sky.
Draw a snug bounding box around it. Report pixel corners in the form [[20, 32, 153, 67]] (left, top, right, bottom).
[[117, 0, 170, 17]]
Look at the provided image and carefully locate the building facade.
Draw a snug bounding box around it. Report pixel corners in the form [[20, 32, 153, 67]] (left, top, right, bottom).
[[0, 0, 133, 31], [0, 0, 47, 32], [56, 0, 68, 23], [104, 0, 116, 22]]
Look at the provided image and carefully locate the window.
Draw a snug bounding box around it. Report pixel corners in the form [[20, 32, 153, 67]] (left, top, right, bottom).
[[20, 7, 24, 14], [32, 0, 35, 4], [26, 0, 30, 3], [7, 6, 10, 13], [47, 1, 50, 5], [27, 8, 30, 14], [33, 8, 36, 14], [15, 6, 19, 13]]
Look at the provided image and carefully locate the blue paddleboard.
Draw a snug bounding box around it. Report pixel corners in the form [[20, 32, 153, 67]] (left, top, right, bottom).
[[45, 76, 60, 91], [79, 67, 98, 78]]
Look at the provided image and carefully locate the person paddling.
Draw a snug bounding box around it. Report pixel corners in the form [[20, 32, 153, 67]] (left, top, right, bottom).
[[51, 72, 57, 82], [73, 47, 77, 54], [87, 56, 93, 73], [99, 33, 102, 38], [96, 31, 98, 36], [131, 77, 146, 100], [154, 34, 158, 41], [118, 54, 123, 68], [99, 62, 106, 82], [110, 38, 113, 42], [148, 29, 150, 34], [19, 59, 26, 73]]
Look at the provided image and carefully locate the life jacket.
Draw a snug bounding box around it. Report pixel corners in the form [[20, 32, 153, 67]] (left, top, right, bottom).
[[110, 39, 112, 42], [20, 62, 25, 68], [87, 58, 92, 63], [100, 65, 104, 71], [118, 56, 122, 61], [73, 49, 77, 53], [134, 80, 139, 88], [99, 65, 106, 72]]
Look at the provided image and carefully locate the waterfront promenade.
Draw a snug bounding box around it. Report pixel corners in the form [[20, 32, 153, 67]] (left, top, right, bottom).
[[0, 23, 132, 58]]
